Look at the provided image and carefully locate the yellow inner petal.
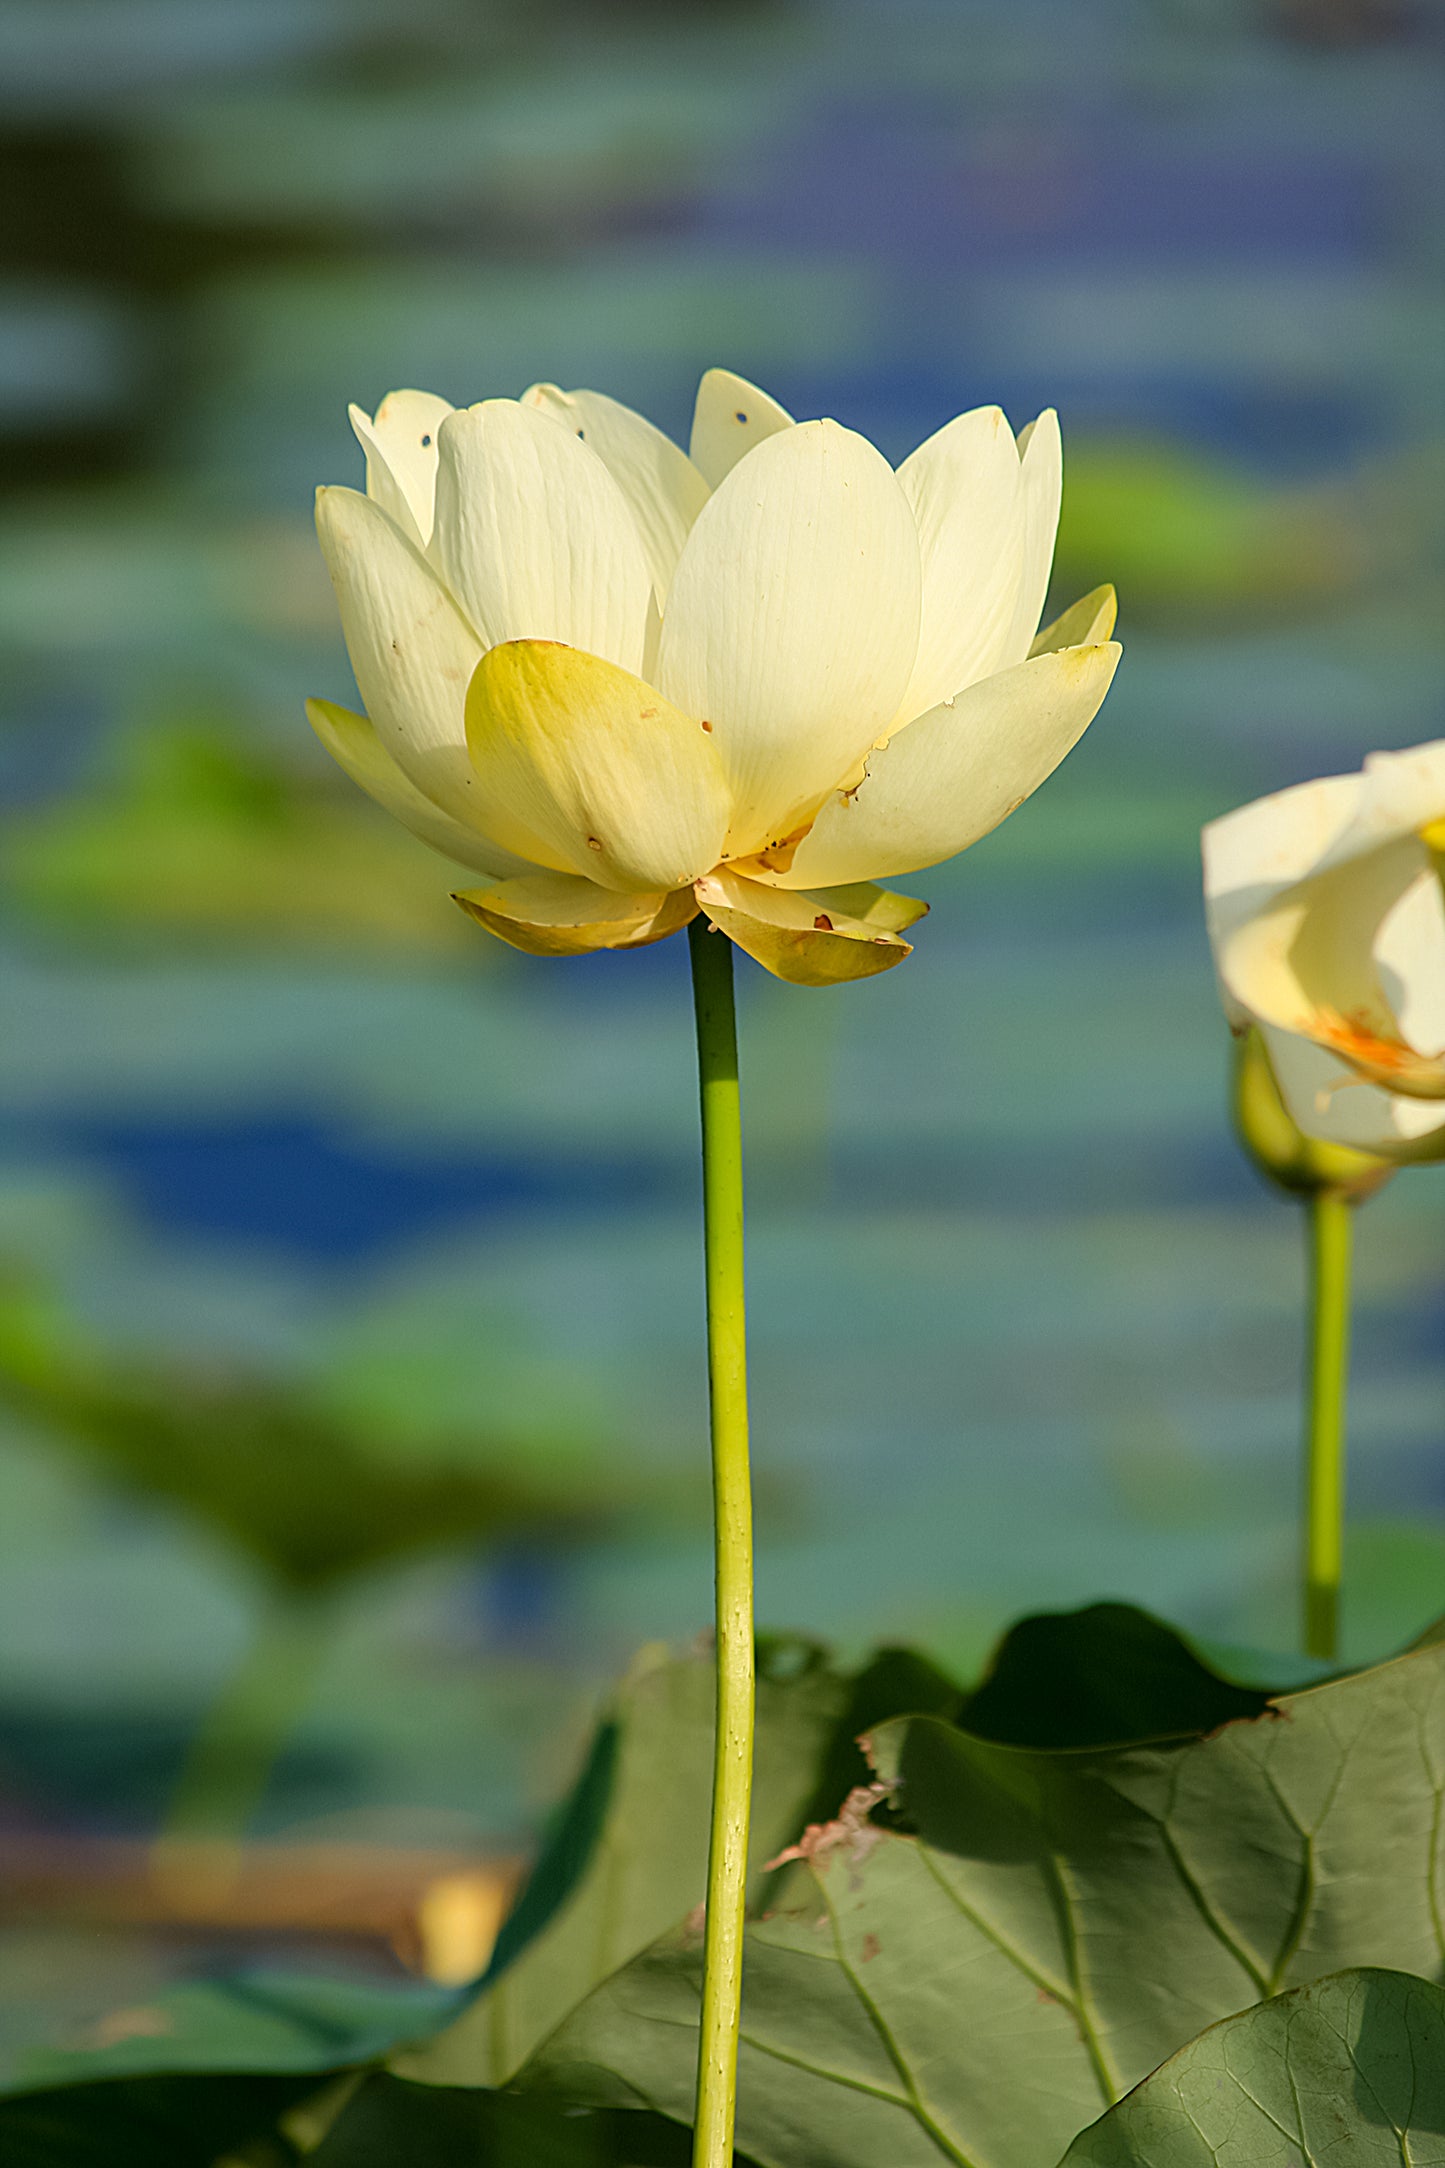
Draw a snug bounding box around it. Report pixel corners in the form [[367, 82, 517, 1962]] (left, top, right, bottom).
[[464, 640, 731, 894]]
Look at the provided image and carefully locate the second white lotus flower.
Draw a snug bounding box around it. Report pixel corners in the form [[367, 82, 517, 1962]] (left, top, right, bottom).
[[309, 368, 1120, 985], [1204, 740, 1445, 1161]]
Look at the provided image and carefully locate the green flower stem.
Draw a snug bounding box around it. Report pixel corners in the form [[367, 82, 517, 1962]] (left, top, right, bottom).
[[153, 1587, 330, 1900], [687, 915, 755, 2168], [1303, 1189, 1353, 1662]]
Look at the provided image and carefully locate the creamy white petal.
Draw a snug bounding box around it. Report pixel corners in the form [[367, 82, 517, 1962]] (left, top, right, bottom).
[[1202, 767, 1361, 1037], [1206, 743, 1445, 1066], [521, 382, 708, 606], [779, 640, 1120, 888], [1313, 740, 1445, 877], [1378, 863, 1445, 1056], [688, 367, 794, 491], [1000, 409, 1063, 665], [465, 640, 730, 894], [890, 406, 1025, 726], [1264, 1025, 1445, 1162], [305, 697, 528, 877], [1203, 770, 1363, 940], [657, 419, 923, 856], [1209, 820, 1441, 1071], [316, 484, 507, 842], [430, 400, 651, 672], [349, 388, 453, 549], [1030, 584, 1117, 657]]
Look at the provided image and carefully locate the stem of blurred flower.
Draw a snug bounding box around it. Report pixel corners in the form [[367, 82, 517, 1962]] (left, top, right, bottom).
[[151, 1588, 329, 1907], [687, 914, 755, 2168], [1303, 1190, 1352, 1662]]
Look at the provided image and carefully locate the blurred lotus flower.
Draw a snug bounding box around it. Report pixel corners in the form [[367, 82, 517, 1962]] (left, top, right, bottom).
[[1204, 741, 1445, 1162], [309, 370, 1120, 986]]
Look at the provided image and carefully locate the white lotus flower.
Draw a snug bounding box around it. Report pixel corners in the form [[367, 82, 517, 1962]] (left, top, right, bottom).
[[1203, 740, 1445, 1161], [309, 369, 1120, 985]]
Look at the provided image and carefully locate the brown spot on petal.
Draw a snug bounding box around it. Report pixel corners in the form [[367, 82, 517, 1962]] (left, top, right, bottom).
[[639, 706, 658, 719], [700, 718, 713, 733], [814, 913, 834, 931], [586, 837, 604, 852]]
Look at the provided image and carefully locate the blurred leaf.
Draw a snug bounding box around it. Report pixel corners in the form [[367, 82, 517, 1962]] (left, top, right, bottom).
[[1055, 438, 1358, 623], [0, 1637, 846, 2101], [3, 716, 481, 958], [1058, 1968, 1445, 2167], [0, 1623, 959, 2115], [0, 1285, 619, 1589], [0, 2074, 307, 2168], [1343, 1522, 1445, 1655], [396, 1636, 849, 2087], [306, 2074, 722, 2167], [510, 1631, 1445, 2165], [4, 1973, 462, 2100]]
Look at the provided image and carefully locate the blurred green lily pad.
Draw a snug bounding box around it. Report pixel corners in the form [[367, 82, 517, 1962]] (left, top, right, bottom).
[[0, 1283, 620, 1590], [1055, 438, 1358, 623], [3, 716, 483, 958]]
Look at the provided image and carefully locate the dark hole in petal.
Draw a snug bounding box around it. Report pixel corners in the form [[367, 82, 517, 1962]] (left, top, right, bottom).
[[735, 410, 747, 423], [420, 433, 432, 447]]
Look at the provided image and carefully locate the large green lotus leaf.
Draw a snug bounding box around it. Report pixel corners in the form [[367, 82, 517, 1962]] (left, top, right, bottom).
[[511, 1637, 1445, 2167], [1059, 1968, 1445, 2166]]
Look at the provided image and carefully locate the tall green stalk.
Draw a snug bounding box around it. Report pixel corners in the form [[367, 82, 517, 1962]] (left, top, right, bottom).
[[1302, 1189, 1353, 1662], [687, 916, 755, 2168]]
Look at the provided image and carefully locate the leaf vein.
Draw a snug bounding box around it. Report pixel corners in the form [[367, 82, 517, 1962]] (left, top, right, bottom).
[[816, 1875, 984, 2168]]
